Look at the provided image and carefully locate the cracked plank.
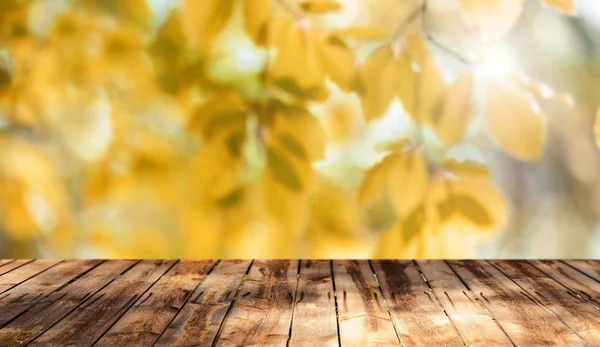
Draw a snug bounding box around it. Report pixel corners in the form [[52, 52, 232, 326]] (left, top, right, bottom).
[[289, 260, 338, 347], [215, 260, 298, 347], [416, 260, 512, 346], [96, 260, 216, 347], [448, 260, 585, 346], [0, 260, 136, 346], [28, 260, 175, 347], [491, 260, 600, 345], [334, 260, 400, 346], [372, 260, 464, 347]]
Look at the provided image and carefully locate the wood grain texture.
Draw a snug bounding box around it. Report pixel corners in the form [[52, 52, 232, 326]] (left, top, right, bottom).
[[0, 260, 14, 269], [0, 259, 31, 277], [0, 259, 598, 346], [0, 259, 60, 294], [29, 260, 175, 347], [0, 260, 136, 346], [491, 260, 600, 345], [448, 260, 586, 346], [416, 260, 512, 346], [0, 259, 101, 327], [95, 260, 216, 347], [371, 260, 464, 347], [289, 260, 338, 347], [530, 260, 600, 303], [563, 260, 600, 285], [333, 260, 400, 347], [215, 260, 299, 347], [155, 260, 252, 347]]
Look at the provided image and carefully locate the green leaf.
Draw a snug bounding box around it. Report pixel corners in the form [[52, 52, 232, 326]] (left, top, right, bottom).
[[204, 110, 246, 139], [0, 66, 10, 93], [267, 147, 303, 191], [277, 133, 307, 159], [226, 131, 246, 156], [217, 188, 244, 207], [274, 78, 329, 101]]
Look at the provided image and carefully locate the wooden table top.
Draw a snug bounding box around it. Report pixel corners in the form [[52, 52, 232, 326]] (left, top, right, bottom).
[[0, 260, 598, 346]]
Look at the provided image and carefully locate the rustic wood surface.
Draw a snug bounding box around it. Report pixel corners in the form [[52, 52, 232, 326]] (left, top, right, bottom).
[[0, 260, 599, 346]]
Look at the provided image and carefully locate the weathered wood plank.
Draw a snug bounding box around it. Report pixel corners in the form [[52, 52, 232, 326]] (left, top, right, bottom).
[[564, 260, 600, 283], [0, 260, 60, 294], [333, 260, 400, 347], [491, 260, 600, 345], [448, 260, 586, 346], [0, 260, 14, 269], [0, 259, 33, 277], [530, 260, 600, 303], [0, 259, 102, 327], [416, 260, 512, 346], [29, 260, 175, 347], [95, 260, 216, 347], [0, 260, 136, 346], [371, 260, 463, 347], [155, 260, 252, 347], [215, 260, 299, 347], [289, 260, 338, 347]]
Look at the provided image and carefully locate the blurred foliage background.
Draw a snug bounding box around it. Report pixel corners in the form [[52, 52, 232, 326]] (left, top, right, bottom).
[[0, 0, 599, 259]]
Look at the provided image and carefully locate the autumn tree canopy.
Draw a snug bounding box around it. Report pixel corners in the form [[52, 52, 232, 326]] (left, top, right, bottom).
[[0, 0, 594, 258]]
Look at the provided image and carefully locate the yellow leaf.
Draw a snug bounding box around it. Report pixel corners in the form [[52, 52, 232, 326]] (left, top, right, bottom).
[[539, 0, 576, 15], [272, 19, 326, 94], [434, 72, 473, 147], [414, 55, 447, 124], [438, 194, 491, 225], [243, 0, 271, 45], [459, 0, 523, 40], [441, 159, 490, 179], [388, 152, 429, 217], [357, 44, 400, 121], [261, 167, 311, 239], [310, 180, 363, 237], [374, 224, 403, 258], [300, 0, 343, 13], [402, 206, 427, 242], [189, 93, 247, 145], [267, 147, 303, 191], [190, 141, 242, 201], [333, 25, 389, 40], [485, 81, 546, 160], [318, 36, 356, 92], [395, 50, 417, 116], [595, 107, 600, 149], [272, 108, 326, 160], [316, 90, 362, 143], [374, 211, 428, 257], [403, 31, 428, 63], [398, 33, 447, 124], [182, 0, 235, 55], [357, 154, 396, 206], [429, 176, 508, 235]]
